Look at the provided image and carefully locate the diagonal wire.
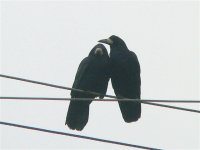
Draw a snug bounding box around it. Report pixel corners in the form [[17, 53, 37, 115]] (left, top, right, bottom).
[[1, 96, 200, 103], [0, 121, 162, 150], [0, 74, 112, 97], [0, 74, 200, 113]]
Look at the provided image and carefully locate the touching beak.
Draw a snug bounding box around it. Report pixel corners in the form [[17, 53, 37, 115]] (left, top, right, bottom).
[[98, 38, 113, 45]]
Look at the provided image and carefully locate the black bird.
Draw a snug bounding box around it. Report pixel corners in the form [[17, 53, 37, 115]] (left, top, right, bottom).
[[66, 44, 110, 131], [99, 35, 141, 122]]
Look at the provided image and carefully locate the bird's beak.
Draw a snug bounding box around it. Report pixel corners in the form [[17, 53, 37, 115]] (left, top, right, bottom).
[[98, 38, 113, 45], [95, 48, 103, 56]]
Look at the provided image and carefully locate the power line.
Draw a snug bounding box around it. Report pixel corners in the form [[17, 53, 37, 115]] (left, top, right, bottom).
[[1, 96, 199, 113], [0, 75, 198, 149], [0, 74, 200, 113], [0, 121, 161, 150], [1, 96, 200, 103], [0, 74, 113, 97]]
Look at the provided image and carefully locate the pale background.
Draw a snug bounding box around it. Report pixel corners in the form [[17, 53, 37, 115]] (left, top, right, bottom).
[[0, 1, 199, 149]]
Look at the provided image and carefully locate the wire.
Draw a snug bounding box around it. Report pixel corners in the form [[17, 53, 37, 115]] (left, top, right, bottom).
[[0, 74, 113, 97], [1, 96, 200, 103], [0, 121, 161, 150], [1, 74, 200, 113], [0, 74, 198, 149], [1, 96, 199, 113]]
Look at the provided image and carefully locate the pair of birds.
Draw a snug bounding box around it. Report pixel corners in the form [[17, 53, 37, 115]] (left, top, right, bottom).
[[66, 35, 141, 131]]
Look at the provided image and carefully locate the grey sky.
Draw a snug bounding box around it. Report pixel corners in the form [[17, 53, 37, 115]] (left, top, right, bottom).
[[1, 1, 199, 149]]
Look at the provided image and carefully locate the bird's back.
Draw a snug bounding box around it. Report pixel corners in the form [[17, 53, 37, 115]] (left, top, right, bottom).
[[110, 50, 141, 99], [66, 50, 110, 130], [71, 56, 110, 98], [110, 49, 141, 122]]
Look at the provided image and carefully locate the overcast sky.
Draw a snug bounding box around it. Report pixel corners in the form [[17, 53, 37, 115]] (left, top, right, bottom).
[[0, 1, 199, 149]]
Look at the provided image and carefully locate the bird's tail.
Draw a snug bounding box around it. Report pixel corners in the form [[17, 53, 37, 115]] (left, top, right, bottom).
[[65, 100, 91, 131], [118, 100, 141, 122]]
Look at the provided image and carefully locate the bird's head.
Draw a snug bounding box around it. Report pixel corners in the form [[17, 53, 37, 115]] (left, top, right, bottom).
[[89, 44, 108, 57], [98, 35, 127, 49]]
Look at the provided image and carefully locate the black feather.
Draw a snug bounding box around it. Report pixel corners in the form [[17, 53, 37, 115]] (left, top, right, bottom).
[[66, 44, 110, 131], [99, 35, 141, 122]]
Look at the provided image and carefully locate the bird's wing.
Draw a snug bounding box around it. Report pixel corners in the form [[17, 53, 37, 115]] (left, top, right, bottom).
[[111, 50, 140, 98], [71, 57, 91, 96], [118, 51, 141, 122], [128, 51, 140, 73], [71, 56, 110, 98]]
